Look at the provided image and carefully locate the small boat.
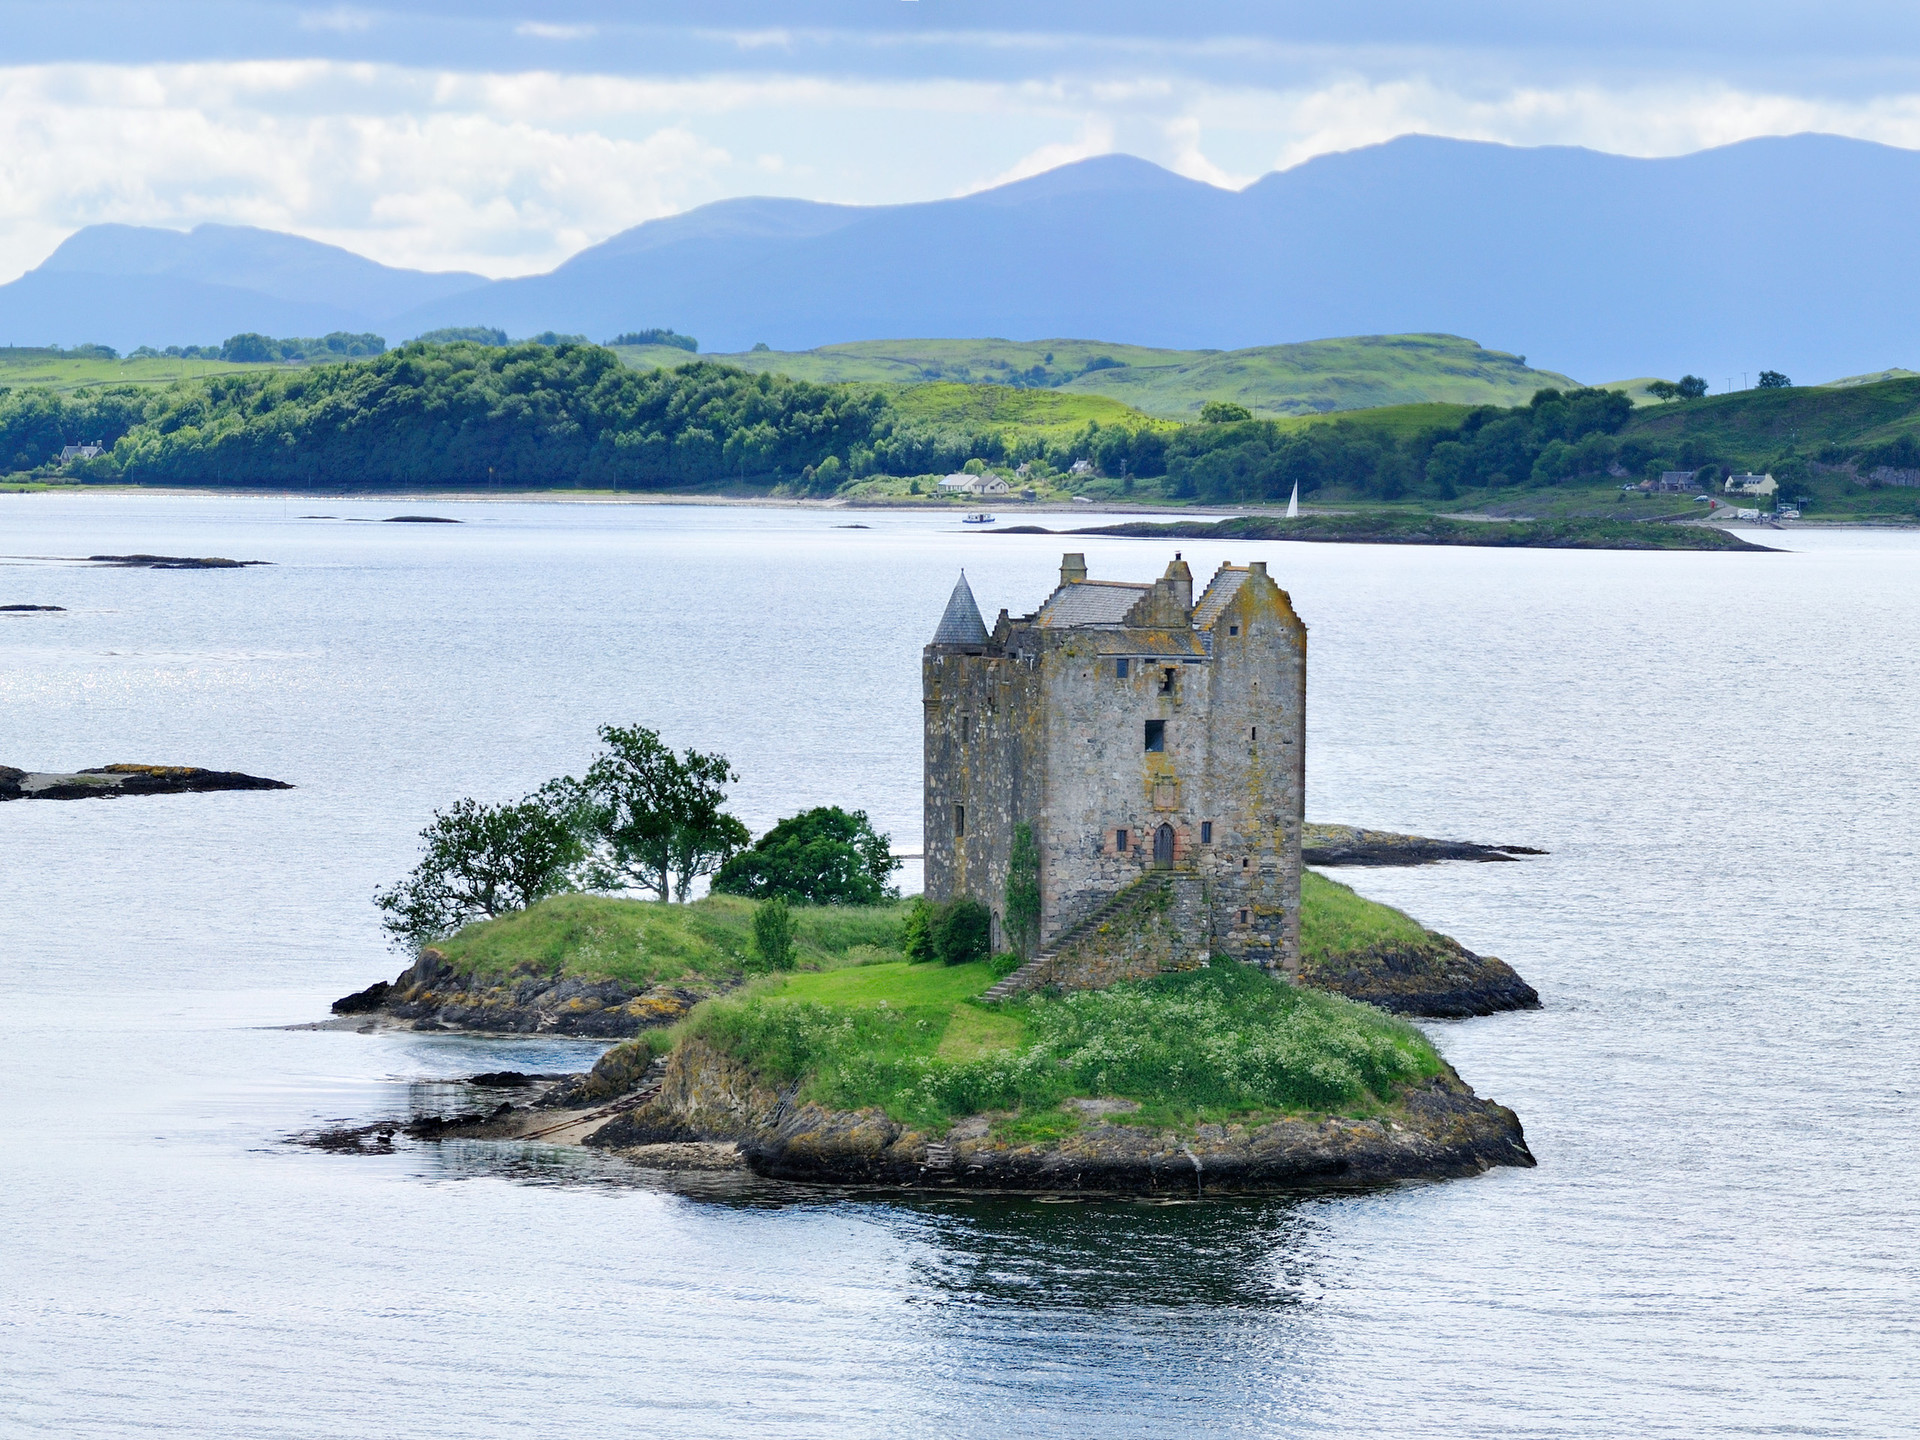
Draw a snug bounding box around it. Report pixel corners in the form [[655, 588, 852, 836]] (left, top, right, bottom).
[[963, 512, 997, 525]]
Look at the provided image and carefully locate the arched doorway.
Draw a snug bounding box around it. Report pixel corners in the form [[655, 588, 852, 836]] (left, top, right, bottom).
[[1153, 823, 1174, 868]]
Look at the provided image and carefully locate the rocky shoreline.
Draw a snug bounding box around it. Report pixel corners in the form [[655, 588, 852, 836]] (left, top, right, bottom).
[[1301, 934, 1540, 1017], [1, 763, 292, 801], [328, 945, 710, 1037], [301, 1035, 1534, 1194], [1301, 823, 1546, 867]]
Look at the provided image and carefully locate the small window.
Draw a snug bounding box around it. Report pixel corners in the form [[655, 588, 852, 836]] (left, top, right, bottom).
[[1144, 719, 1165, 752], [1115, 658, 1130, 679], [1251, 725, 1257, 742], [960, 713, 972, 744], [1116, 828, 1129, 852], [953, 804, 966, 837], [1159, 667, 1176, 694], [1200, 821, 1213, 844], [1238, 908, 1249, 925], [1228, 625, 1239, 636], [1242, 857, 1249, 869]]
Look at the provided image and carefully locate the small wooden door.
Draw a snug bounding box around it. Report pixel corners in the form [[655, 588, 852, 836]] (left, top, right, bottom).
[[1153, 823, 1174, 867]]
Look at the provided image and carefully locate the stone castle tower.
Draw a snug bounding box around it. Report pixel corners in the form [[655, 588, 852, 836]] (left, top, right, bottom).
[[923, 552, 1308, 984]]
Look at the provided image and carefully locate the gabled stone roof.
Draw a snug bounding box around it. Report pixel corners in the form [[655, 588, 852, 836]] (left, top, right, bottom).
[[1032, 580, 1149, 628], [931, 572, 990, 646], [1191, 565, 1251, 631]]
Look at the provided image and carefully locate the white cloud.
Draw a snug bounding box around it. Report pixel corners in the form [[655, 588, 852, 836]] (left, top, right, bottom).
[[6, 57, 1920, 284], [297, 6, 376, 34]]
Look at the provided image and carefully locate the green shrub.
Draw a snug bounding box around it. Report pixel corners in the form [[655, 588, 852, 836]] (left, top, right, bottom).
[[752, 897, 795, 971], [1004, 822, 1040, 958], [987, 951, 1025, 979], [932, 897, 990, 966], [902, 896, 935, 962]]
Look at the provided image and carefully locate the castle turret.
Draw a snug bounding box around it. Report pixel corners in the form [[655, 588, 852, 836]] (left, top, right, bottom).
[[930, 571, 989, 647]]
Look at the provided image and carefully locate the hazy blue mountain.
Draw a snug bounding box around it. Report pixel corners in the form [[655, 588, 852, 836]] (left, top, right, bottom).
[[13, 135, 1920, 382], [381, 134, 1920, 383], [0, 224, 485, 350]]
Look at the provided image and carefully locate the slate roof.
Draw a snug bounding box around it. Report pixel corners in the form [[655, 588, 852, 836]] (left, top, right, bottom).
[[1032, 580, 1148, 628], [1191, 566, 1251, 631], [930, 572, 990, 646]]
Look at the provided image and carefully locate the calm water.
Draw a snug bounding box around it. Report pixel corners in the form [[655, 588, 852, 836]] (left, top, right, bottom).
[[2, 495, 1916, 1438]]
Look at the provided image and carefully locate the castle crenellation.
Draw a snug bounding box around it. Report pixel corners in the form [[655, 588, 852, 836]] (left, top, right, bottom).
[[924, 551, 1308, 985]]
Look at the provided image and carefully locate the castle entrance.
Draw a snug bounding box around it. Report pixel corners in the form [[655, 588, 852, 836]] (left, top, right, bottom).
[[1153, 823, 1174, 867]]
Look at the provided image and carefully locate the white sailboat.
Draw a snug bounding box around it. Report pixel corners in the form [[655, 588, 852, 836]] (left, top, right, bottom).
[[1286, 482, 1299, 518]]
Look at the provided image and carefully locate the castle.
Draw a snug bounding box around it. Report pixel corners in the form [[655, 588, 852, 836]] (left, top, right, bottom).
[[923, 552, 1307, 988]]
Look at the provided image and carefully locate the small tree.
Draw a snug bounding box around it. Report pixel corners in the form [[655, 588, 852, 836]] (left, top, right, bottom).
[[1676, 374, 1709, 399], [1757, 370, 1792, 389], [902, 895, 936, 962], [933, 896, 991, 966], [1200, 400, 1253, 423], [571, 724, 750, 902], [752, 897, 795, 971], [1645, 380, 1680, 402], [1004, 821, 1040, 959], [711, 805, 900, 905], [373, 790, 584, 951]]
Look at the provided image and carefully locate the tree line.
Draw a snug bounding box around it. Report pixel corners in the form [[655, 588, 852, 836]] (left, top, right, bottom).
[[379, 723, 903, 966]]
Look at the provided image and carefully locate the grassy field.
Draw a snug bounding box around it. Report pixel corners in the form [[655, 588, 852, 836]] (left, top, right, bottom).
[[611, 333, 1579, 420], [0, 348, 276, 394], [689, 957, 1442, 1132], [433, 876, 1453, 1132], [433, 892, 909, 989], [884, 381, 1171, 439]]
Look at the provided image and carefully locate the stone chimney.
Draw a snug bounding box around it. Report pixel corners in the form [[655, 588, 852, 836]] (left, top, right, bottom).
[[1163, 552, 1193, 612], [1060, 552, 1088, 586]]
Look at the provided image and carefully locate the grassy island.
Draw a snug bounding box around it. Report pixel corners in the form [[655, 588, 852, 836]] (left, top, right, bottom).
[[398, 869, 1529, 1133]]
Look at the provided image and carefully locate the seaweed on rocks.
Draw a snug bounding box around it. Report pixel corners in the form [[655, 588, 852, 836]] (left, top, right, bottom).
[[1301, 935, 1541, 1018]]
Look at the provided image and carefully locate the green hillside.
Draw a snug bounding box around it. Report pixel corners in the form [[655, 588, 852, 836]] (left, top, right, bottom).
[[612, 333, 1579, 420], [0, 347, 276, 395]]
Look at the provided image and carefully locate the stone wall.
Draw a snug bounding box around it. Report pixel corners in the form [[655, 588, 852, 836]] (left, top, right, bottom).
[[1024, 872, 1213, 994]]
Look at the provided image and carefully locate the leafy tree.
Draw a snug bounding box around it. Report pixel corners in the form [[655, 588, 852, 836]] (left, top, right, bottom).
[[711, 805, 900, 905], [932, 896, 991, 966], [752, 897, 796, 971], [1199, 400, 1253, 423], [416, 326, 508, 346], [1676, 374, 1709, 399], [570, 723, 751, 902], [373, 789, 585, 951], [1004, 821, 1040, 959], [1645, 380, 1680, 402], [1757, 370, 1792, 389]]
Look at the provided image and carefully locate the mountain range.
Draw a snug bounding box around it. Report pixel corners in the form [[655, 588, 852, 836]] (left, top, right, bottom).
[[6, 132, 1920, 384]]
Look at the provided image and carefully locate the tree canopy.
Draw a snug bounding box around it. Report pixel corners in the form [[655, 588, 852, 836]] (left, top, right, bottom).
[[711, 805, 900, 905]]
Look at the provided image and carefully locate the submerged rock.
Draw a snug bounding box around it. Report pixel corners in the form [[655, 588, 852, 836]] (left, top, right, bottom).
[[84, 554, 267, 568], [583, 1038, 1534, 1195], [1301, 935, 1540, 1018]]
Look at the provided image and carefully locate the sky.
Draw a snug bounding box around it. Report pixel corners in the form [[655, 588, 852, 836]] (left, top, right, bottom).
[[6, 1, 1920, 282]]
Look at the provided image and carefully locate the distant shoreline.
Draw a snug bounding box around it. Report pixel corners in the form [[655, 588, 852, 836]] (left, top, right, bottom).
[[5, 485, 1915, 531]]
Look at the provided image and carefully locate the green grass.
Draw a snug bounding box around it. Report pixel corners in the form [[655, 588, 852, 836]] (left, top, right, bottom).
[[884, 381, 1169, 438], [1299, 871, 1430, 960], [0, 350, 280, 394], [433, 892, 908, 988], [688, 957, 1444, 1132], [611, 333, 1578, 421]]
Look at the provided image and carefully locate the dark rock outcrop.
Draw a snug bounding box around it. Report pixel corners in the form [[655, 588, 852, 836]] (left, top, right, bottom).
[[350, 946, 705, 1037], [1302, 935, 1540, 1017], [0, 604, 64, 611], [1, 763, 293, 801], [85, 554, 266, 568], [585, 1038, 1534, 1194], [1302, 823, 1546, 867]]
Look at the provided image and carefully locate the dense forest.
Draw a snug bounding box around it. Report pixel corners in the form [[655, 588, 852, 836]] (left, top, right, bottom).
[[3, 339, 1916, 501]]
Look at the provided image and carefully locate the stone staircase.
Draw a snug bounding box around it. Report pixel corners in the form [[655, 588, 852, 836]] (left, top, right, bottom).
[[981, 873, 1172, 1001]]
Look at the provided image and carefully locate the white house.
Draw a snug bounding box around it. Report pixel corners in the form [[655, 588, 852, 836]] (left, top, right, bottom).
[[938, 472, 1010, 495], [1724, 472, 1778, 498]]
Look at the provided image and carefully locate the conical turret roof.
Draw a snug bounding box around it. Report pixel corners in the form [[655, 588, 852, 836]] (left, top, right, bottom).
[[931, 571, 989, 646]]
